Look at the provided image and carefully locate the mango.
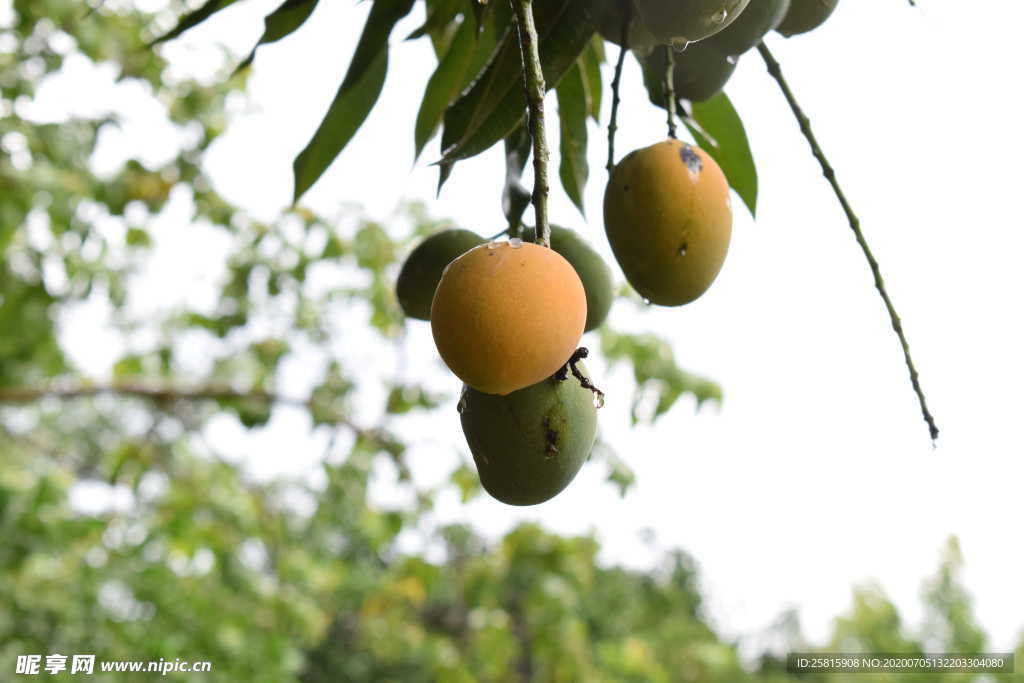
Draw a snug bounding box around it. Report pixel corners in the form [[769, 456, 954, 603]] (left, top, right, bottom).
[[706, 0, 790, 55], [396, 228, 485, 320], [522, 226, 614, 332], [632, 0, 750, 46], [431, 241, 586, 395], [776, 0, 838, 37], [604, 140, 732, 306], [460, 363, 598, 506], [598, 0, 659, 53], [642, 40, 737, 103]]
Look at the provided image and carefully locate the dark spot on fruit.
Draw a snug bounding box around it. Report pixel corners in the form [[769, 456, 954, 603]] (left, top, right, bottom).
[[623, 184, 630, 191], [680, 144, 703, 175], [542, 416, 560, 458]]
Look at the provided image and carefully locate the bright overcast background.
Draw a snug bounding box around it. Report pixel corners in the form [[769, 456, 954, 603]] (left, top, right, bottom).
[[16, 0, 1024, 658]]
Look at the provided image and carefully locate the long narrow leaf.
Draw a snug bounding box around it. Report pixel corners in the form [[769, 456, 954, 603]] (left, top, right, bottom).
[[556, 62, 589, 215], [414, 14, 501, 160], [292, 0, 415, 201], [686, 92, 758, 216], [438, 0, 609, 171], [235, 0, 319, 74], [502, 125, 532, 229], [149, 0, 239, 46], [580, 36, 604, 121]]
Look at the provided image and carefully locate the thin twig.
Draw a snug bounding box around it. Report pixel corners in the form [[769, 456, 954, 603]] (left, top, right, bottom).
[[663, 45, 678, 139], [757, 42, 938, 443], [511, 0, 551, 248], [606, 1, 632, 172]]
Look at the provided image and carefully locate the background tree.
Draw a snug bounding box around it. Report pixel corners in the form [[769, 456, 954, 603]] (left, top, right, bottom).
[[1, 1, 1020, 681]]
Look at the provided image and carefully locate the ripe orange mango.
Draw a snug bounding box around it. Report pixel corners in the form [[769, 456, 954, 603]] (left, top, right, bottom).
[[431, 241, 587, 395]]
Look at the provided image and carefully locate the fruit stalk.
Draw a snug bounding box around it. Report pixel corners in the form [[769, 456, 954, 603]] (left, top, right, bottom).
[[511, 0, 551, 247], [662, 44, 678, 139], [606, 0, 632, 172], [757, 41, 939, 443]]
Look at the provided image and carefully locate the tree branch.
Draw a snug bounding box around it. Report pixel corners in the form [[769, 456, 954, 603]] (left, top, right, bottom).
[[607, 1, 632, 172], [511, 0, 550, 247], [757, 41, 939, 443], [0, 382, 390, 443]]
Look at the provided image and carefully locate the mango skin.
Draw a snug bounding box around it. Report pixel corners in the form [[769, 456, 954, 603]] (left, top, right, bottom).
[[604, 140, 732, 306], [522, 226, 614, 332], [598, 0, 659, 53], [643, 39, 737, 103], [776, 0, 838, 37], [706, 0, 790, 55], [396, 229, 485, 320], [460, 364, 598, 506], [431, 241, 587, 395], [632, 0, 750, 46]]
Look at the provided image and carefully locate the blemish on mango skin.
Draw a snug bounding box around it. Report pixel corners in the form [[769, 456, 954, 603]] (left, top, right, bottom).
[[680, 144, 703, 176]]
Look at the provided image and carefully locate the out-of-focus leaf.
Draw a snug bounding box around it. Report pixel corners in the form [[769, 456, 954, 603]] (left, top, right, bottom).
[[686, 92, 758, 217], [556, 61, 589, 215], [292, 0, 415, 201], [502, 124, 532, 230], [601, 327, 722, 425], [149, 0, 240, 46], [235, 0, 319, 74], [450, 464, 481, 502], [414, 14, 501, 160], [437, 0, 608, 179]]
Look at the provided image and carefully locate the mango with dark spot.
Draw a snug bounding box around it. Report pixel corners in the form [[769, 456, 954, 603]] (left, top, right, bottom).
[[632, 0, 750, 46], [460, 363, 598, 506], [396, 229, 485, 320], [604, 140, 732, 306], [776, 0, 838, 37], [706, 0, 790, 56], [522, 225, 614, 332]]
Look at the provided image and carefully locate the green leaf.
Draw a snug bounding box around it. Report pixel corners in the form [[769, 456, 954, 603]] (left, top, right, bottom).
[[235, 0, 320, 74], [414, 15, 500, 160], [502, 124, 532, 230], [149, 0, 240, 46], [580, 36, 604, 121], [556, 61, 589, 215], [406, 0, 461, 41], [685, 92, 758, 217], [437, 0, 608, 175], [292, 0, 416, 202]]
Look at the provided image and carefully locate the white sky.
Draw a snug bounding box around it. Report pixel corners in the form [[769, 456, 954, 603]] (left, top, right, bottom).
[[18, 0, 1024, 657]]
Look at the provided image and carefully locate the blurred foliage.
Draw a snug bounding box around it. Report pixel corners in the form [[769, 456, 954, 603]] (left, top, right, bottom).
[[0, 1, 1020, 682]]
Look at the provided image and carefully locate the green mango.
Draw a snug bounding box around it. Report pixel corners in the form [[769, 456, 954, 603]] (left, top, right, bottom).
[[642, 41, 737, 103], [460, 363, 599, 506], [706, 0, 790, 56], [776, 0, 838, 37], [395, 229, 484, 320], [522, 226, 614, 332], [597, 0, 659, 53], [632, 0, 750, 46]]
